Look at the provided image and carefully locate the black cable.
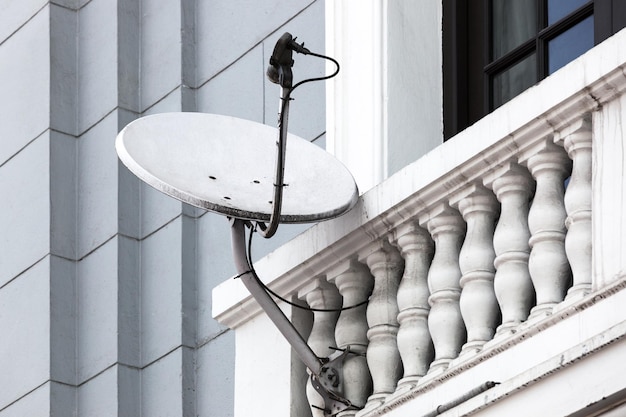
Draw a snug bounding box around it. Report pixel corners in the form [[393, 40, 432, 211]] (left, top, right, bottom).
[[288, 52, 340, 95], [277, 52, 340, 154], [244, 224, 369, 313], [278, 52, 341, 122]]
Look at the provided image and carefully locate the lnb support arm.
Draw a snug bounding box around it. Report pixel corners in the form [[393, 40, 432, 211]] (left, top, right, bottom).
[[229, 218, 353, 416], [256, 85, 290, 239]]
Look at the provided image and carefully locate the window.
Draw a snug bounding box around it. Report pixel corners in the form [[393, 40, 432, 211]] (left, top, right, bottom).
[[443, 0, 626, 139]]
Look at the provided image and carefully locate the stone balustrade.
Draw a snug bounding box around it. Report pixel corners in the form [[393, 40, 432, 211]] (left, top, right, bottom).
[[213, 34, 626, 417], [296, 120, 589, 415]]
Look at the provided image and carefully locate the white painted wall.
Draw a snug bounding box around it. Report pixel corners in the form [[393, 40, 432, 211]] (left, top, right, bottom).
[[386, 1, 443, 176], [326, 0, 443, 193]]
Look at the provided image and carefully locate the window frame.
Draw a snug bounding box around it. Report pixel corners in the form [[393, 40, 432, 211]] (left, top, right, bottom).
[[485, 1, 594, 110], [443, 0, 626, 140]]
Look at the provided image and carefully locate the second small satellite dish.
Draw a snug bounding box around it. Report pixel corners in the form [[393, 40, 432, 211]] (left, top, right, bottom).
[[116, 112, 358, 223]]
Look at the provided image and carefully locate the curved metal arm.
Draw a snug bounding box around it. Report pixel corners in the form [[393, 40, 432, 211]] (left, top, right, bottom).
[[230, 218, 321, 372], [257, 86, 290, 238], [230, 219, 354, 415]]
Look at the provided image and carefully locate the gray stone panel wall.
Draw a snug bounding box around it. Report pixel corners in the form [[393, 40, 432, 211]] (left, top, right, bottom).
[[0, 7, 50, 165], [0, 0, 325, 416]]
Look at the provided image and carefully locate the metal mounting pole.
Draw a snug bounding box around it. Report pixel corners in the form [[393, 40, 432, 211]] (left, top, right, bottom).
[[230, 218, 354, 416], [230, 218, 323, 373]]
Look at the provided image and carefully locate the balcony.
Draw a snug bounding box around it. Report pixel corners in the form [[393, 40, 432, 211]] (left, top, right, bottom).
[[214, 29, 626, 417]]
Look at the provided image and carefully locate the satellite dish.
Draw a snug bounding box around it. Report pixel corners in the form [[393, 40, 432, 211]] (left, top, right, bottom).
[[116, 36, 359, 414], [115, 112, 358, 223]]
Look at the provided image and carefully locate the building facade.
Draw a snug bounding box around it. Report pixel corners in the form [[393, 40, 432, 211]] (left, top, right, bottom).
[[0, 1, 324, 416], [4, 1, 626, 417], [215, 2, 626, 417]]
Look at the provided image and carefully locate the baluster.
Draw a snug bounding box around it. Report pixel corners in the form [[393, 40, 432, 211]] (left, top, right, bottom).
[[327, 260, 374, 414], [562, 118, 593, 301], [523, 139, 573, 318], [358, 241, 404, 409], [392, 223, 434, 392], [452, 184, 500, 356], [419, 204, 466, 375], [485, 162, 535, 335], [299, 277, 342, 417]]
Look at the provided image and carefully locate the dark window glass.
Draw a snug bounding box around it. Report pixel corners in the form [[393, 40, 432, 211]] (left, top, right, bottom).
[[489, 0, 594, 108], [492, 0, 537, 59], [548, 0, 590, 24], [548, 15, 594, 73], [443, 0, 626, 139], [493, 54, 537, 108]]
